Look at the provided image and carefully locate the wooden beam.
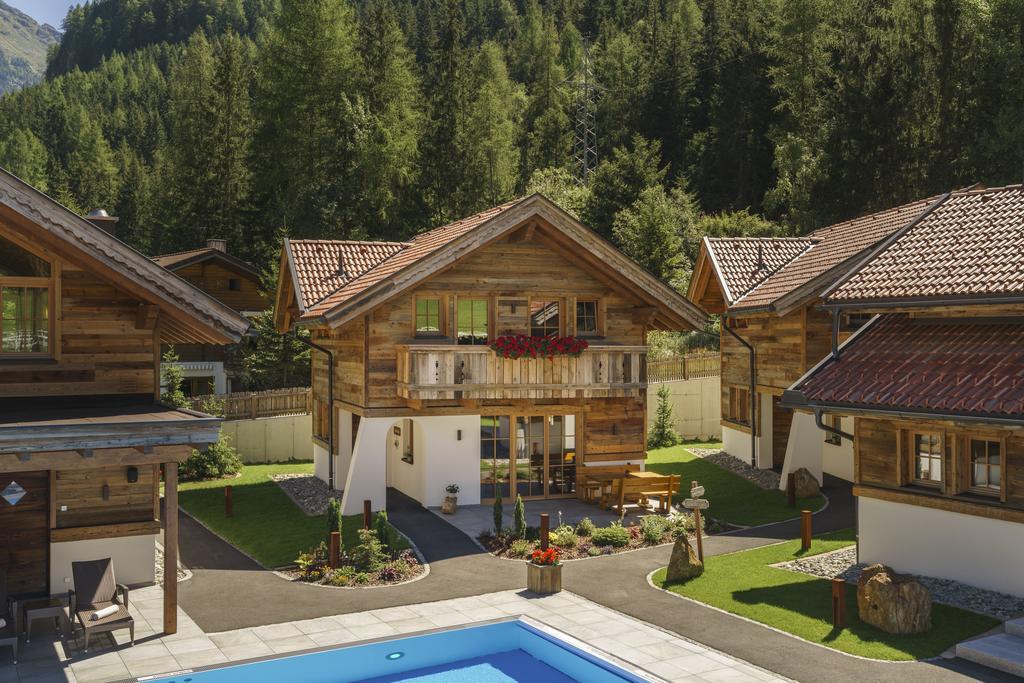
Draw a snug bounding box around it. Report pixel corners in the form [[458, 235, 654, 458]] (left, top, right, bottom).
[[0, 445, 193, 473], [76, 449, 94, 458], [51, 520, 162, 543], [163, 462, 178, 635], [134, 445, 155, 454], [506, 222, 537, 243], [135, 304, 159, 330], [406, 398, 423, 410]]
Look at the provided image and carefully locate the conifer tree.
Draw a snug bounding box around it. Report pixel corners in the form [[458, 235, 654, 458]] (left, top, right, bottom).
[[648, 384, 680, 449], [0, 129, 49, 191]]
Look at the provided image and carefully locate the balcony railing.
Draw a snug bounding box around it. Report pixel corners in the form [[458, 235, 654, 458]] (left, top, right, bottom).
[[396, 344, 648, 400]]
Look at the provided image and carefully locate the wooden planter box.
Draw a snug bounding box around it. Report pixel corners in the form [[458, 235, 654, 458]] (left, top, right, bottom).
[[527, 562, 562, 594]]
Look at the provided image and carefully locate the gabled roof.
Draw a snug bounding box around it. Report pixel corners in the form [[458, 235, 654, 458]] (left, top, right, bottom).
[[783, 314, 1024, 422], [152, 246, 261, 280], [721, 195, 943, 315], [276, 195, 707, 332], [0, 168, 249, 344], [691, 236, 814, 306], [824, 185, 1024, 305]]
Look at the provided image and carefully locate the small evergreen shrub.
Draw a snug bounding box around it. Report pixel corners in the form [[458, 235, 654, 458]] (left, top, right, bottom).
[[575, 517, 595, 536], [179, 433, 242, 481], [350, 529, 387, 572], [509, 539, 532, 557], [591, 522, 630, 547], [639, 515, 670, 544], [326, 498, 342, 542], [513, 494, 527, 538], [374, 510, 390, 551], [550, 524, 578, 548], [493, 489, 504, 533], [647, 384, 680, 448]]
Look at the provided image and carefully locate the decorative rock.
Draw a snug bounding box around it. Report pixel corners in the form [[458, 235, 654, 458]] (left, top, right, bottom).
[[441, 495, 458, 515], [666, 534, 703, 582], [790, 467, 820, 499], [857, 564, 932, 634]]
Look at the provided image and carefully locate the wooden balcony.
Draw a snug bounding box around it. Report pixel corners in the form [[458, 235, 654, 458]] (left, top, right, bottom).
[[396, 344, 648, 401]]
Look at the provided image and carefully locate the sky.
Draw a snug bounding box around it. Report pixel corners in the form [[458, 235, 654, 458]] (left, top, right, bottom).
[[7, 0, 75, 29]]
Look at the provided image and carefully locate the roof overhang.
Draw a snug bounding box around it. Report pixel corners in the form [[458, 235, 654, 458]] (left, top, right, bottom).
[[0, 170, 250, 344], [313, 195, 707, 331], [779, 392, 1024, 428], [156, 249, 262, 280], [820, 292, 1024, 311]]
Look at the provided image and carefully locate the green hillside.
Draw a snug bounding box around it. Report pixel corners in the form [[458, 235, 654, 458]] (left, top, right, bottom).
[[0, 1, 59, 93]]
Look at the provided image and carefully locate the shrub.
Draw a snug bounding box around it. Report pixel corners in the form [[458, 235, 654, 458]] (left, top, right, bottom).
[[551, 524, 578, 548], [160, 347, 188, 408], [508, 539, 532, 558], [575, 517, 595, 537], [179, 433, 242, 481], [493, 489, 503, 534], [591, 522, 630, 547], [326, 498, 342, 542], [446, 483, 460, 495], [639, 515, 670, 544], [350, 529, 387, 572], [513, 494, 527, 538], [670, 511, 697, 537], [587, 546, 604, 557], [647, 384, 680, 448], [374, 510, 390, 551], [327, 571, 350, 587], [378, 562, 407, 583]]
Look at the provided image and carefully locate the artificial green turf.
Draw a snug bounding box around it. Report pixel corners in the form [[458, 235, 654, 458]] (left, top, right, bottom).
[[178, 461, 396, 568], [645, 442, 825, 527], [652, 530, 999, 661]]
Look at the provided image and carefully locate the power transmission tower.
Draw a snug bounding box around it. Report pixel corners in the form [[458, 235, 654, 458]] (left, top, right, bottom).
[[572, 39, 597, 186]]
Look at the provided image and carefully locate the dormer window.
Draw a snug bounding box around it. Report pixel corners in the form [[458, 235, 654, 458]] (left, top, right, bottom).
[[0, 233, 52, 356]]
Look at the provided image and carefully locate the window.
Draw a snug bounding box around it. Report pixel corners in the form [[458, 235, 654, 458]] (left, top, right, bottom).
[[0, 233, 51, 356], [457, 298, 488, 345], [913, 432, 942, 486], [575, 300, 598, 336], [415, 297, 443, 336], [228, 278, 240, 291], [969, 438, 1001, 494], [728, 385, 750, 425], [530, 299, 560, 338], [480, 415, 511, 500]]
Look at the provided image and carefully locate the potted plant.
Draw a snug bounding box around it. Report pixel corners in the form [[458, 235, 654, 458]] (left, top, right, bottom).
[[441, 484, 460, 514], [526, 547, 562, 594]]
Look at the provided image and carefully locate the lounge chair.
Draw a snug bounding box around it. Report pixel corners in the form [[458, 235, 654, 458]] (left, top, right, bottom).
[[0, 569, 16, 664], [69, 558, 134, 652]]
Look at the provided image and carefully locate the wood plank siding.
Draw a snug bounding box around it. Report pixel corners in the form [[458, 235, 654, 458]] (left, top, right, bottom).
[[171, 262, 267, 312], [54, 464, 158, 528]]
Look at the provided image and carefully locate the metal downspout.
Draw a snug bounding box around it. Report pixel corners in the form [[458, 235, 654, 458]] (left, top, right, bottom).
[[724, 322, 757, 468], [292, 329, 335, 490]]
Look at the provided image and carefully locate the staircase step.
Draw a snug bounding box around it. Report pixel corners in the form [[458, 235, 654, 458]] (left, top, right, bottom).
[[956, 633, 1024, 677], [1005, 618, 1024, 638]]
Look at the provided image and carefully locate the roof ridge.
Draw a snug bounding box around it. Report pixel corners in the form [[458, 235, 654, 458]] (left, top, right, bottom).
[[807, 194, 943, 238], [288, 238, 411, 247], [729, 240, 819, 306]]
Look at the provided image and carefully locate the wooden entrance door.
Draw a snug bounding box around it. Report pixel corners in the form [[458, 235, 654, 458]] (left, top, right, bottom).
[[0, 470, 49, 597], [772, 397, 793, 469]]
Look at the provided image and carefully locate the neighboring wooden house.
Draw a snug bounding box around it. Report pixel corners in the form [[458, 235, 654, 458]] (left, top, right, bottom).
[[153, 240, 269, 394], [783, 184, 1024, 597], [687, 194, 945, 485], [274, 195, 706, 515], [0, 170, 249, 632]]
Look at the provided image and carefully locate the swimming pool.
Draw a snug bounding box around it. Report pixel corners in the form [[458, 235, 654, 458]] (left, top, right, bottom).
[[140, 618, 659, 683]]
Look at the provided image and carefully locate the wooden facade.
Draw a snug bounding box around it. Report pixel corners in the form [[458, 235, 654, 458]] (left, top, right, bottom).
[[169, 261, 267, 313]]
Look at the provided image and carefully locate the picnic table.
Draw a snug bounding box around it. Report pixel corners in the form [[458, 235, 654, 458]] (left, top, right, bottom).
[[582, 470, 664, 508]]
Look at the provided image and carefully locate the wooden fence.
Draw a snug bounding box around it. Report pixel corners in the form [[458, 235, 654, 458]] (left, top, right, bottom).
[[647, 352, 720, 383], [188, 387, 312, 421]]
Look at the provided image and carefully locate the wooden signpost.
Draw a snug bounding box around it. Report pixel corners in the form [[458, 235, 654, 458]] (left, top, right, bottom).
[[539, 513, 550, 551], [224, 485, 233, 517], [683, 480, 709, 563]]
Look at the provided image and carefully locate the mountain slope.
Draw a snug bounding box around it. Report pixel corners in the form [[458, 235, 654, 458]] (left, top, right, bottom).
[[0, 1, 59, 93]]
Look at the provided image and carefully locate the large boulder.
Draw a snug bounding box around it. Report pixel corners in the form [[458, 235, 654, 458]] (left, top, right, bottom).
[[856, 564, 932, 634], [666, 534, 703, 582], [790, 467, 820, 499]]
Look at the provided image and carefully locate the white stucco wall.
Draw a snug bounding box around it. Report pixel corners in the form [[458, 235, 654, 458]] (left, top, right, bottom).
[[221, 414, 313, 464], [722, 423, 753, 465], [859, 496, 1024, 597], [50, 535, 156, 595], [822, 415, 854, 482], [386, 419, 425, 503], [312, 441, 329, 483], [646, 376, 721, 440], [778, 412, 855, 490]]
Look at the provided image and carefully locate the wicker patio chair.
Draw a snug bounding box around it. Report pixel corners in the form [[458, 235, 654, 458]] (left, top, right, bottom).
[[69, 558, 134, 652], [0, 569, 17, 664]]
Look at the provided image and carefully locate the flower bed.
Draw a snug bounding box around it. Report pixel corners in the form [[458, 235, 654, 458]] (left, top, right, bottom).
[[489, 334, 589, 359], [479, 513, 723, 560], [287, 521, 424, 588]]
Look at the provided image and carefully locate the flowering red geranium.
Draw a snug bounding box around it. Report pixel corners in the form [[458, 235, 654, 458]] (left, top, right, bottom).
[[529, 547, 560, 566], [489, 335, 589, 360]]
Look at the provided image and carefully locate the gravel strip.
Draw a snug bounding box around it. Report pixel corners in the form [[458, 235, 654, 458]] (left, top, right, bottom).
[[689, 448, 781, 490], [271, 473, 343, 515], [777, 545, 1024, 620], [156, 544, 188, 586]]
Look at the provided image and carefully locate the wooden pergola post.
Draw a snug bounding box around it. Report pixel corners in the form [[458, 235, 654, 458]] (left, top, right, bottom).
[[163, 463, 178, 635]]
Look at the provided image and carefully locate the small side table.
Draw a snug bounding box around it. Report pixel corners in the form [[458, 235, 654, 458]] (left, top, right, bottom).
[[23, 598, 68, 643]]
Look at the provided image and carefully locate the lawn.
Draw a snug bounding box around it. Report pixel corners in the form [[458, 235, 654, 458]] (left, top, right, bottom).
[[652, 530, 998, 660], [179, 461, 392, 568], [646, 441, 825, 527]]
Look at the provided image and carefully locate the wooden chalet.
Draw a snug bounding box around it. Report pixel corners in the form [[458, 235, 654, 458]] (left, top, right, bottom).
[[153, 240, 270, 395], [783, 184, 1024, 597], [0, 169, 249, 633], [687, 194, 946, 485], [274, 195, 706, 515]]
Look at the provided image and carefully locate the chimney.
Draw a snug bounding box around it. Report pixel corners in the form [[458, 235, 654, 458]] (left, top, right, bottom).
[[86, 209, 119, 237], [207, 239, 227, 253]]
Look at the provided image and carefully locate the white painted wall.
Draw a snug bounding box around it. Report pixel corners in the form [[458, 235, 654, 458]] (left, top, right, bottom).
[[646, 376, 721, 440], [342, 417, 391, 515], [50, 535, 156, 595], [822, 415, 854, 482], [220, 414, 313, 464], [418, 415, 482, 507], [312, 441, 329, 483], [386, 419, 425, 503], [778, 412, 855, 490], [722, 423, 753, 465], [859, 497, 1024, 597]]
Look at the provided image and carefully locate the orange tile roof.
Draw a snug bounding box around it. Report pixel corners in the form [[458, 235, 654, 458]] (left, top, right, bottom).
[[301, 198, 524, 318], [790, 314, 1024, 419], [287, 240, 406, 310], [729, 196, 940, 312], [704, 237, 814, 303], [826, 185, 1024, 303]]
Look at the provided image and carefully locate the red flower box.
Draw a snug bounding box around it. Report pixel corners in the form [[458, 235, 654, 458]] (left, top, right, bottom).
[[489, 335, 589, 359]]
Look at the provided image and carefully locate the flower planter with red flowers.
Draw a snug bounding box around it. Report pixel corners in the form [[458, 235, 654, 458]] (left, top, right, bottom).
[[526, 548, 562, 594], [489, 335, 589, 360]]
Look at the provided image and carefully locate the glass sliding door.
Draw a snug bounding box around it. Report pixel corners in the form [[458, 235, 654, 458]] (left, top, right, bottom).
[[480, 416, 511, 500], [546, 415, 577, 496], [515, 416, 545, 498]]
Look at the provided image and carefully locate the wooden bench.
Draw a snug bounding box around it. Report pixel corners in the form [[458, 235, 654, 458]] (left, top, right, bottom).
[[611, 474, 677, 515]]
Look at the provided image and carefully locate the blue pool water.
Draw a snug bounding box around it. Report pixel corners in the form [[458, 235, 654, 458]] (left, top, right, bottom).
[[144, 619, 654, 683]]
